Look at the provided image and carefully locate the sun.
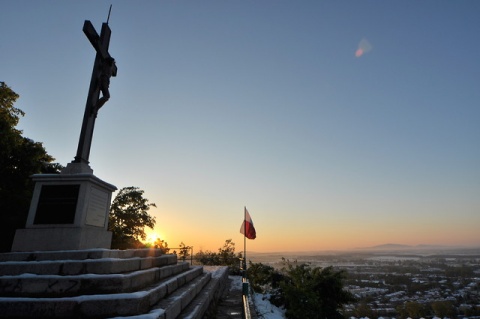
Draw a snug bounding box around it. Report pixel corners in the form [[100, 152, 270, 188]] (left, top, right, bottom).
[[144, 231, 161, 245], [147, 234, 158, 245]]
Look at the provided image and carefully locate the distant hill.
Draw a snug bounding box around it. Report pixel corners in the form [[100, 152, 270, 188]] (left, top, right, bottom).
[[356, 243, 451, 251], [369, 243, 412, 250], [247, 245, 480, 262]]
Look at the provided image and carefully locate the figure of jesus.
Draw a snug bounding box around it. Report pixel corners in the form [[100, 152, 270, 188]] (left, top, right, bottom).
[[93, 56, 116, 114]]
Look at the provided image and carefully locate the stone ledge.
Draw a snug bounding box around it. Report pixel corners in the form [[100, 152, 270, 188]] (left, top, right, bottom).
[[0, 254, 177, 276], [149, 271, 212, 319], [180, 266, 230, 319], [0, 263, 190, 297], [0, 248, 166, 262], [109, 268, 230, 319], [0, 266, 205, 318], [0, 249, 227, 319]]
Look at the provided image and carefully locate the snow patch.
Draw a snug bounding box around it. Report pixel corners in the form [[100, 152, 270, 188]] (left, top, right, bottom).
[[253, 293, 285, 319]]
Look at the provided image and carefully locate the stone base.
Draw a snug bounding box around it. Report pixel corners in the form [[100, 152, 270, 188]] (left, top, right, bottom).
[[11, 227, 112, 252], [61, 162, 94, 174], [11, 172, 116, 252]]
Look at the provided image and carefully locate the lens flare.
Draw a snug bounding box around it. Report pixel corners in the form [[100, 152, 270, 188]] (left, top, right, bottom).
[[355, 38, 372, 57]]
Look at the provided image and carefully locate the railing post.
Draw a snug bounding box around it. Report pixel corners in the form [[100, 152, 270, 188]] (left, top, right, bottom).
[[242, 281, 249, 296], [242, 278, 252, 319]]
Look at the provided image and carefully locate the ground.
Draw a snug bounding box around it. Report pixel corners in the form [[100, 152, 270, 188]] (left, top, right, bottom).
[[215, 276, 284, 319]]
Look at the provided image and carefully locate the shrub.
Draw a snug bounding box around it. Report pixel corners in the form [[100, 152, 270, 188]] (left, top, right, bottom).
[[247, 258, 355, 319]]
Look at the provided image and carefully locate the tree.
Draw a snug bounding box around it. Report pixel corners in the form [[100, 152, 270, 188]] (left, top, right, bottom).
[[178, 242, 191, 262], [247, 259, 355, 318], [398, 301, 428, 319], [280, 259, 355, 319], [108, 186, 156, 249], [194, 239, 243, 274], [431, 300, 456, 319], [354, 302, 375, 319], [0, 82, 61, 252], [217, 239, 237, 265], [153, 237, 169, 253], [247, 261, 286, 307]]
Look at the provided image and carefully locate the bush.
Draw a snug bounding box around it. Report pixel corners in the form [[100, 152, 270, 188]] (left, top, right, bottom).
[[247, 258, 355, 319], [194, 239, 242, 274]]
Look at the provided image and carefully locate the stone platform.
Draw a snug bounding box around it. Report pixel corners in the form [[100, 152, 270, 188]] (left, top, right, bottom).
[[0, 249, 229, 318]]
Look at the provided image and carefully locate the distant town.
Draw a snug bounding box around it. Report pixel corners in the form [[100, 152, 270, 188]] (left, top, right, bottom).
[[248, 245, 480, 319]]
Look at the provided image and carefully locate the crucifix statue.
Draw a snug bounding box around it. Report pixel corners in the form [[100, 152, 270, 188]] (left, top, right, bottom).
[[13, 15, 119, 252], [72, 19, 117, 166]]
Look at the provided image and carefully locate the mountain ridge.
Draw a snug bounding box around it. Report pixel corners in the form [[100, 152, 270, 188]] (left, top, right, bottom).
[[355, 243, 451, 250]]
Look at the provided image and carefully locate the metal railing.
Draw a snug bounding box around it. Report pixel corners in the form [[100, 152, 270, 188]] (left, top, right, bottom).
[[168, 246, 194, 265], [242, 278, 253, 319]]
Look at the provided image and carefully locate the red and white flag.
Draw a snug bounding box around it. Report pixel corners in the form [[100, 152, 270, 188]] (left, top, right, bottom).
[[240, 207, 256, 240]]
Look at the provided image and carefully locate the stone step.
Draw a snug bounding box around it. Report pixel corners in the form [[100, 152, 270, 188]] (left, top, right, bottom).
[[0, 248, 165, 263], [0, 254, 177, 276], [178, 266, 229, 319], [156, 271, 212, 319], [106, 267, 229, 319], [0, 249, 230, 319], [0, 262, 190, 297], [0, 266, 205, 318]]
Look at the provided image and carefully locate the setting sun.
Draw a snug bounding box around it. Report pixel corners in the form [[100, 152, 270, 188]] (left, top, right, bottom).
[[145, 231, 163, 245]]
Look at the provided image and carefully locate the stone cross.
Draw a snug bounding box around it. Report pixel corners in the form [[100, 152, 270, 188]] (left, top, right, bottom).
[[73, 20, 117, 165]]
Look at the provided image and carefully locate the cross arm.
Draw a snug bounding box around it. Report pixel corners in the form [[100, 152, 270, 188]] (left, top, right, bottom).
[[83, 20, 110, 60]]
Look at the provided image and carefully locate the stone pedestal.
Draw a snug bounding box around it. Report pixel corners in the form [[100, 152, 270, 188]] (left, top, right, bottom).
[[12, 164, 116, 251]]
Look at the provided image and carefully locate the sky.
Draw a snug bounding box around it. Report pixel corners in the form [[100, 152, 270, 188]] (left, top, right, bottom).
[[1, 1, 479, 253]]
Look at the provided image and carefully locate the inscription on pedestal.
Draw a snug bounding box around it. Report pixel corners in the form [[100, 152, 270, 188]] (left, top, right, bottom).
[[85, 187, 109, 227], [34, 185, 80, 224]]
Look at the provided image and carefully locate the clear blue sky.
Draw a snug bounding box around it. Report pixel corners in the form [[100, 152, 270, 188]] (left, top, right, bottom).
[[2, 1, 479, 252]]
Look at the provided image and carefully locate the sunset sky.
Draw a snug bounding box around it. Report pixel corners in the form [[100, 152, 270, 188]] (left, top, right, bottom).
[[2, 1, 479, 253]]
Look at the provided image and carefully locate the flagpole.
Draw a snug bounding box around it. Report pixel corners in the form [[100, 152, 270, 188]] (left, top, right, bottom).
[[243, 206, 247, 278]]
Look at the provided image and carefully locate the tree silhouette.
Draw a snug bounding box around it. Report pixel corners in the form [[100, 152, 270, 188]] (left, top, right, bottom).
[[109, 186, 156, 249], [0, 82, 61, 252]]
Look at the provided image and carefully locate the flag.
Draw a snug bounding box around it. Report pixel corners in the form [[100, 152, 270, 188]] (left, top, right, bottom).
[[240, 207, 256, 240]]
